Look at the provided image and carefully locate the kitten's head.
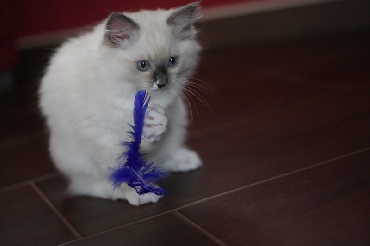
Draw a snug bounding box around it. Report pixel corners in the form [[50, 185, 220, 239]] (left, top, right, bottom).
[[102, 2, 201, 104]]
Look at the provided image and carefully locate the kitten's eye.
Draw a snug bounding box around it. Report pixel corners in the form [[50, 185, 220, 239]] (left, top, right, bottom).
[[167, 57, 178, 67], [137, 60, 150, 71]]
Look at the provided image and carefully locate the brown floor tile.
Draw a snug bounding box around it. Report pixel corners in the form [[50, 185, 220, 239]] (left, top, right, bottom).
[[179, 150, 370, 245], [188, 77, 330, 131], [280, 51, 370, 93], [35, 35, 370, 236], [188, 90, 370, 192], [0, 186, 77, 246], [2, 30, 369, 245], [0, 82, 44, 142], [58, 213, 219, 246], [37, 172, 212, 236], [0, 136, 55, 188], [257, 33, 370, 93], [36, 88, 369, 236]]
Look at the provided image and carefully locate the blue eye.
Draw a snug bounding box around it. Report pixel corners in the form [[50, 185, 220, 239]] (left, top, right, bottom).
[[167, 57, 178, 67], [137, 60, 150, 71]]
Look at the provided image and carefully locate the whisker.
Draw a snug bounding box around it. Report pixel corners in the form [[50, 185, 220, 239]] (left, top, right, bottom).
[[181, 90, 196, 123], [184, 89, 201, 120], [173, 83, 196, 122], [185, 86, 208, 108], [187, 83, 221, 105], [174, 76, 218, 120], [187, 77, 219, 100], [185, 85, 214, 116], [178, 79, 211, 106], [178, 83, 203, 120]]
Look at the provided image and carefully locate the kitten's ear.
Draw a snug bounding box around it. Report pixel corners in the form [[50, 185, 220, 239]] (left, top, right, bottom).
[[167, 2, 201, 39], [105, 13, 139, 48]]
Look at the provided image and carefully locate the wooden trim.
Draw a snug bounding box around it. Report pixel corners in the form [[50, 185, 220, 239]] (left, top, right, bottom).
[[199, 0, 337, 22], [197, 0, 370, 48], [17, 0, 370, 49]]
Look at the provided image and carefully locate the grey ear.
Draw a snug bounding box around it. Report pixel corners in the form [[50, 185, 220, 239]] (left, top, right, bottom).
[[167, 2, 200, 38], [105, 13, 139, 47]]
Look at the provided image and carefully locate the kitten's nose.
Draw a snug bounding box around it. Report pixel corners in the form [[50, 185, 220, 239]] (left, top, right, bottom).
[[156, 82, 167, 89], [155, 76, 167, 88], [154, 67, 168, 89]]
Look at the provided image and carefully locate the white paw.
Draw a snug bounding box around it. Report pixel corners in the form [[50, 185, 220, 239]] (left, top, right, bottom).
[[163, 149, 203, 172], [125, 190, 162, 206], [142, 104, 167, 143]]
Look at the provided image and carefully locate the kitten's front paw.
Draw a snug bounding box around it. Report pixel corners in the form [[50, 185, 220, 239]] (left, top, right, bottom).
[[163, 148, 203, 172], [125, 190, 162, 206], [142, 104, 167, 143]]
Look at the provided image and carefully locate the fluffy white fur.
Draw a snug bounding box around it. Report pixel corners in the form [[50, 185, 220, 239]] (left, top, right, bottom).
[[39, 3, 202, 206]]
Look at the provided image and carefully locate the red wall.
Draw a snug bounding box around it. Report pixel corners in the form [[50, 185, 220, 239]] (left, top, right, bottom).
[[1, 1, 17, 70], [15, 0, 266, 38]]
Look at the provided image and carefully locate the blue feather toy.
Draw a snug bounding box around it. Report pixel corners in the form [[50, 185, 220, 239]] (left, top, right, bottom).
[[109, 90, 168, 196]]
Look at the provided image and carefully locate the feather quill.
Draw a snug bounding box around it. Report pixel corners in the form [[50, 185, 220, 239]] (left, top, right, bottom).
[[109, 90, 168, 196]]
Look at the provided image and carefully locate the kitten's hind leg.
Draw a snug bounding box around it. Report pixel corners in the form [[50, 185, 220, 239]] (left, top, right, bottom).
[[161, 148, 202, 172], [124, 189, 162, 206], [67, 175, 162, 206]]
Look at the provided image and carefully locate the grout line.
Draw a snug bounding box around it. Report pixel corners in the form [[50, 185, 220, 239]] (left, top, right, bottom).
[[176, 147, 370, 210], [0, 131, 45, 152], [78, 147, 370, 239], [31, 147, 369, 241], [80, 210, 175, 239], [29, 181, 84, 240], [0, 172, 60, 194], [81, 207, 225, 243], [173, 211, 228, 246], [57, 240, 79, 246]]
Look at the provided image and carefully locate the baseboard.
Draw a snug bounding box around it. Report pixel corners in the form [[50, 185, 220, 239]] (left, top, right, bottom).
[[196, 0, 370, 48], [18, 0, 370, 50], [200, 0, 336, 22]]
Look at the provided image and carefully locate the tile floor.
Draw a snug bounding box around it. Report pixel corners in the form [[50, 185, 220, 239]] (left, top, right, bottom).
[[1, 30, 369, 245]]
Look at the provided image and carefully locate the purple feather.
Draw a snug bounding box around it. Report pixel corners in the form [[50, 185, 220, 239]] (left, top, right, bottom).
[[109, 90, 168, 196]]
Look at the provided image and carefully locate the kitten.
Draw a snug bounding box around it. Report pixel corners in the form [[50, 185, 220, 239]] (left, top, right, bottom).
[[39, 2, 202, 206]]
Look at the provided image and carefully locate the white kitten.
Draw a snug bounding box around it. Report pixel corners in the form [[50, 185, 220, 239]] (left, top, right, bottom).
[[39, 2, 202, 206]]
